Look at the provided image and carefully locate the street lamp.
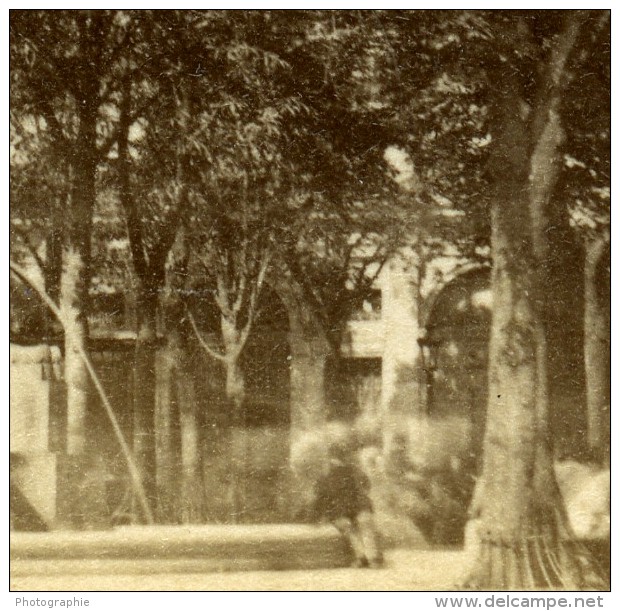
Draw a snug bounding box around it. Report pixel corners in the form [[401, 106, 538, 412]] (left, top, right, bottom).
[[417, 332, 439, 414]]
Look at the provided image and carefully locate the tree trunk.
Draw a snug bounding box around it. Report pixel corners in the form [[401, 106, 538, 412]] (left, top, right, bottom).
[[466, 200, 575, 589], [464, 47, 605, 587], [220, 316, 246, 522], [583, 232, 610, 464], [132, 284, 160, 521], [221, 316, 246, 407], [61, 252, 90, 456], [45, 230, 63, 294], [279, 283, 331, 434], [156, 299, 206, 524], [58, 87, 98, 528], [155, 337, 181, 523], [225, 357, 246, 522], [62, 99, 96, 456], [177, 349, 205, 524], [117, 68, 181, 522], [225, 358, 245, 410]]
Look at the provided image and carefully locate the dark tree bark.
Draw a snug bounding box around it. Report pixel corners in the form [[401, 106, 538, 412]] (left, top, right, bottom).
[[44, 230, 63, 306], [131, 280, 161, 518], [583, 231, 610, 464], [154, 236, 207, 524], [542, 199, 588, 460], [155, 317, 205, 524]]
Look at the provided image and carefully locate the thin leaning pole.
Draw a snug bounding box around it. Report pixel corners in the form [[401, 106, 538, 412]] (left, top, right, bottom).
[[10, 262, 154, 524]]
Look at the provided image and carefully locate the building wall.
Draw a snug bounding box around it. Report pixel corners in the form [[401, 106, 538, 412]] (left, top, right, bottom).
[[10, 344, 61, 527]]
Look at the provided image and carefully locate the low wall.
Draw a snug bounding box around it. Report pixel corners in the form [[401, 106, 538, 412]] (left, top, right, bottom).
[[11, 524, 351, 573]]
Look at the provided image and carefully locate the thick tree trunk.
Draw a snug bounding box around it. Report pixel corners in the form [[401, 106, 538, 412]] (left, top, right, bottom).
[[60, 248, 92, 534], [583, 233, 610, 464], [289, 346, 328, 430], [44, 229, 63, 308], [467, 201, 575, 589], [219, 310, 279, 522], [465, 41, 605, 587], [225, 358, 245, 411], [61, 254, 90, 456], [221, 317, 246, 522], [62, 101, 96, 456], [523, 11, 590, 463], [221, 316, 246, 408], [58, 86, 98, 527], [117, 70, 184, 522]]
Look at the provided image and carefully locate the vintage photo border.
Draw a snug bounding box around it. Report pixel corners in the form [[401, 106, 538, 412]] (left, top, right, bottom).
[[5, 0, 616, 604]]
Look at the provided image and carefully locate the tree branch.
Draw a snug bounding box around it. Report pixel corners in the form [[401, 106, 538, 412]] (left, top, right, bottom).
[[529, 10, 589, 260], [149, 85, 190, 268], [38, 98, 73, 160], [280, 245, 337, 349], [186, 309, 228, 363], [231, 268, 247, 316], [11, 224, 47, 275], [237, 247, 272, 351], [214, 268, 233, 319], [97, 95, 158, 163], [117, 75, 148, 280]]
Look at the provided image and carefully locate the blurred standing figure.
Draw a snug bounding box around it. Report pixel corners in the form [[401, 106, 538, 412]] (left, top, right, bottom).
[[312, 442, 383, 568]]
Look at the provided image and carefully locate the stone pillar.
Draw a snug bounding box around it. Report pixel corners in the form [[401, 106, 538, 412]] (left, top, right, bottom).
[[380, 254, 422, 441]]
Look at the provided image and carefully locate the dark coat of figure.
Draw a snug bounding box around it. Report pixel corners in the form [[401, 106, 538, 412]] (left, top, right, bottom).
[[312, 447, 383, 568]]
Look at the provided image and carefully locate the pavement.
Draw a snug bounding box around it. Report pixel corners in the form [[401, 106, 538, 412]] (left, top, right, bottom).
[[10, 524, 468, 591], [10, 549, 467, 591]]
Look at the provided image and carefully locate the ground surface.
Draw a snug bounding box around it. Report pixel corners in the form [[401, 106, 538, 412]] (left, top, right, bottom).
[[11, 549, 467, 591]]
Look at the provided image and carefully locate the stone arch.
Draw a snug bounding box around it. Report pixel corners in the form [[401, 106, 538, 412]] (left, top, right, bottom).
[[422, 266, 492, 467], [419, 262, 491, 330]]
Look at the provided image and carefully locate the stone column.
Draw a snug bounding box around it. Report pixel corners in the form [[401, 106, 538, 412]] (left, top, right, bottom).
[[380, 254, 422, 441]]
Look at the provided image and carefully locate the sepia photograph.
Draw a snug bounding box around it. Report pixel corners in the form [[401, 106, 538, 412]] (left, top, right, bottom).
[[9, 6, 611, 596]]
